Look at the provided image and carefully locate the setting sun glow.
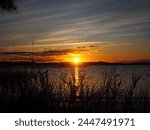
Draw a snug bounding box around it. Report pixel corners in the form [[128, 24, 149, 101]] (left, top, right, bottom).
[[74, 58, 79, 64]]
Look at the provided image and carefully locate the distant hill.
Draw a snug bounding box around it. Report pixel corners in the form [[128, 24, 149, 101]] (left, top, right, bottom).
[[0, 60, 150, 67], [119, 59, 150, 63], [90, 61, 150, 65]]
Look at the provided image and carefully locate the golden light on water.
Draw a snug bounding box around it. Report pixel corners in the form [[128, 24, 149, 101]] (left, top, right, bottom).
[[75, 67, 79, 86], [75, 66, 79, 97]]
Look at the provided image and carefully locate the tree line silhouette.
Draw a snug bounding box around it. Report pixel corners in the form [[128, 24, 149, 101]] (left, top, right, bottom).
[[0, 0, 17, 12]]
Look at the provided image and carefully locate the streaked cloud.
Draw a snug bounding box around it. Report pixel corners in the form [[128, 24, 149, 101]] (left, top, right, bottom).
[[0, 48, 86, 55], [0, 0, 150, 62]]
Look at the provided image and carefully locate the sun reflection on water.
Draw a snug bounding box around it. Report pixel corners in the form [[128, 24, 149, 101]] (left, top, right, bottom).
[[75, 66, 79, 87]]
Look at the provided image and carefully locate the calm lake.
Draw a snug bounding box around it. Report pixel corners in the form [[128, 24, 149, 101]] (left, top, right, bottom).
[[44, 65, 150, 89], [5, 64, 150, 90]]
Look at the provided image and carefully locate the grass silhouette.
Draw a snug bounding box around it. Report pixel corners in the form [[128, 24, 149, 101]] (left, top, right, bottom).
[[0, 65, 149, 112]]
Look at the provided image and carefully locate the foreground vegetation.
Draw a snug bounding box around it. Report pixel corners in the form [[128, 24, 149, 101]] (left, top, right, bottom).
[[0, 66, 149, 112]]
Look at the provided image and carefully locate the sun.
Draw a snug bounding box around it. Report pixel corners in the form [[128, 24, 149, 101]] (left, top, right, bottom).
[[74, 58, 79, 64]]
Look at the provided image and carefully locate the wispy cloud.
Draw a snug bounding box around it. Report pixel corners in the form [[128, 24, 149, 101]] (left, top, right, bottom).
[[0, 48, 88, 57], [0, 0, 150, 61]]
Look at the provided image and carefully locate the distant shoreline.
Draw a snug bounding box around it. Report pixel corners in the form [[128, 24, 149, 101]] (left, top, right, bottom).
[[0, 61, 150, 67]]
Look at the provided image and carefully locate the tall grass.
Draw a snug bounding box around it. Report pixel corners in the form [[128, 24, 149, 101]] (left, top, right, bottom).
[[0, 66, 149, 112]]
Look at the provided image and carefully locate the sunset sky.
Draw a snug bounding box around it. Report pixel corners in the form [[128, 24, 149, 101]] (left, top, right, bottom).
[[0, 0, 150, 62]]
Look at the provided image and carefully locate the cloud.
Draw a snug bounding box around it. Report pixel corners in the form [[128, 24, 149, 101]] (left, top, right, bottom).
[[1, 0, 150, 46], [0, 48, 88, 57], [89, 45, 96, 48], [0, 0, 150, 62], [77, 46, 86, 49]]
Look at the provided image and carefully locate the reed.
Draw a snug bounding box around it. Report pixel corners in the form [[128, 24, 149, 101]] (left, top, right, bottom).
[[0, 66, 149, 112]]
